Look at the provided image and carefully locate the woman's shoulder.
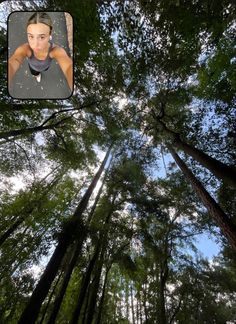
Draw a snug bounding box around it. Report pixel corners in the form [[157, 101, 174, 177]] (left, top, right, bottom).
[[50, 45, 69, 58], [17, 43, 32, 57], [10, 43, 31, 60]]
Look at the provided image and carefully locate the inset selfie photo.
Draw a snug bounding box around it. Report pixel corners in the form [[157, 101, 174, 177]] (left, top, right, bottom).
[[8, 11, 73, 99]]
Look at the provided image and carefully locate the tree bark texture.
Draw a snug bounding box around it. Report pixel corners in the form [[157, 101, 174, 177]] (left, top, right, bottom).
[[169, 146, 236, 251], [85, 244, 106, 324], [158, 120, 236, 188], [95, 265, 111, 324], [70, 243, 102, 324], [46, 237, 85, 324]]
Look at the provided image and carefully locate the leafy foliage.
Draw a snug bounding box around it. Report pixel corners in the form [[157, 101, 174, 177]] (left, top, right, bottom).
[[0, 0, 235, 323]]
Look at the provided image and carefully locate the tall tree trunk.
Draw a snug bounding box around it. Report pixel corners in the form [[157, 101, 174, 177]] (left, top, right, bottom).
[[71, 199, 114, 324], [169, 146, 236, 251], [46, 160, 112, 324], [81, 286, 90, 324], [125, 279, 129, 321], [143, 283, 149, 323], [131, 283, 135, 324], [85, 198, 116, 324], [46, 237, 84, 324], [159, 261, 168, 324], [95, 265, 111, 324], [39, 271, 63, 324], [85, 242, 106, 324], [157, 119, 236, 188], [136, 290, 140, 324], [18, 146, 112, 324], [70, 241, 102, 324], [86, 153, 113, 224]]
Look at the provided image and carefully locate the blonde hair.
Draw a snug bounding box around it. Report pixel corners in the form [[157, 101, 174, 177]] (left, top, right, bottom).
[[27, 12, 52, 34]]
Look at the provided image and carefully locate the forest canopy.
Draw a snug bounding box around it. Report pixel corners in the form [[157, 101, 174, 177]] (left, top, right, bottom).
[[0, 0, 236, 323]]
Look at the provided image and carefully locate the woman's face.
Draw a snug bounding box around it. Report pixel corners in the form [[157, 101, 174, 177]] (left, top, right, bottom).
[[27, 23, 51, 53]]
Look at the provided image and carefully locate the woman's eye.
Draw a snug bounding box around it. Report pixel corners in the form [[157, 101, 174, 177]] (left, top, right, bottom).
[[40, 37, 45, 40]]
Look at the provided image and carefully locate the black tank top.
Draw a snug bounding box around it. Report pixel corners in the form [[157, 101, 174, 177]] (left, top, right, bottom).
[[28, 42, 54, 72]]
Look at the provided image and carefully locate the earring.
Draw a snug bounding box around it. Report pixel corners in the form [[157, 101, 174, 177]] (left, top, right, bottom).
[[49, 35, 52, 41]]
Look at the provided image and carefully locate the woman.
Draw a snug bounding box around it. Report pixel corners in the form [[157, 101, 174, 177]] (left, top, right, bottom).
[[8, 12, 73, 92]]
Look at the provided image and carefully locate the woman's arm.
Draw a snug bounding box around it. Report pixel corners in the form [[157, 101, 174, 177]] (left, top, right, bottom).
[[8, 44, 28, 87], [52, 47, 73, 92]]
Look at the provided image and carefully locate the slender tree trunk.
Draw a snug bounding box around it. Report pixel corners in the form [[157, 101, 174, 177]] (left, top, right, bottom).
[[169, 146, 236, 251], [139, 298, 143, 324], [136, 291, 140, 324], [18, 146, 112, 324], [81, 287, 90, 324], [131, 283, 135, 324], [71, 191, 115, 324], [95, 265, 111, 324], [86, 153, 113, 224], [159, 263, 168, 324], [18, 233, 74, 324], [143, 283, 148, 323], [125, 279, 129, 321], [39, 271, 63, 324], [158, 120, 236, 188], [85, 245, 106, 324], [71, 206, 113, 324], [46, 236, 85, 324], [70, 241, 102, 324]]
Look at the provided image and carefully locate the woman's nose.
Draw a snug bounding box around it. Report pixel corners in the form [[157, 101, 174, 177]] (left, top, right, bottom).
[[32, 38, 40, 46]]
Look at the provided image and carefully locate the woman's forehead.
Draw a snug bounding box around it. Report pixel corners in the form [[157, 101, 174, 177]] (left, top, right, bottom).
[[27, 23, 50, 35]]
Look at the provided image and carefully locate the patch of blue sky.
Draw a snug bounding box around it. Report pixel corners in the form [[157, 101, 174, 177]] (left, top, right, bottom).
[[196, 233, 222, 259]]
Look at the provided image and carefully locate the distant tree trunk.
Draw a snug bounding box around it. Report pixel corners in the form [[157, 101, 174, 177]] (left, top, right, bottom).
[[95, 265, 111, 324], [85, 243, 106, 324], [70, 241, 102, 324], [71, 200, 114, 324], [39, 271, 63, 324], [136, 291, 139, 324], [125, 279, 129, 320], [158, 119, 236, 188], [143, 283, 148, 323], [131, 283, 135, 324], [86, 153, 113, 224], [46, 238, 84, 324], [84, 198, 117, 324], [81, 287, 90, 324], [169, 146, 236, 251], [18, 146, 112, 324], [159, 259, 168, 324], [139, 298, 143, 324]]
